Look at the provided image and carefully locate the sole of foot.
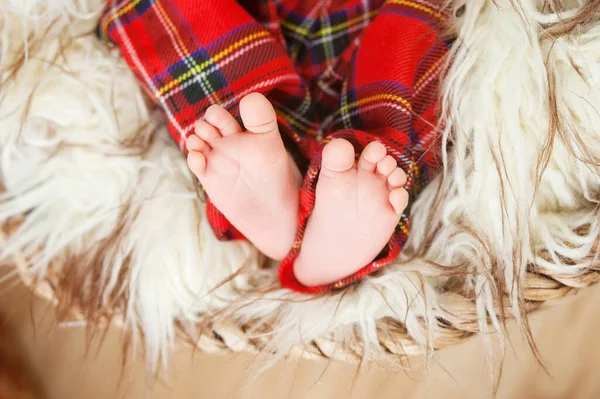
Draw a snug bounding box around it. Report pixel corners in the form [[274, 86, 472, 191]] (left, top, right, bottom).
[[293, 138, 408, 287], [186, 92, 302, 260]]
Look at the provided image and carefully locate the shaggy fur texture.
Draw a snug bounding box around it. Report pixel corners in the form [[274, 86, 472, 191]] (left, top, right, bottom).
[[1, 0, 599, 375]]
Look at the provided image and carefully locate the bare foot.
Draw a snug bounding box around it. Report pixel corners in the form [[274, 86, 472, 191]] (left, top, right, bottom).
[[186, 93, 301, 260], [294, 139, 408, 287]]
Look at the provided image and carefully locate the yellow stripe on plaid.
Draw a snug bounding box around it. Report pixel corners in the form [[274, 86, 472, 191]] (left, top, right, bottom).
[[279, 0, 445, 38], [277, 108, 318, 136], [280, 9, 379, 39], [152, 1, 222, 101], [154, 3, 199, 74], [387, 0, 446, 20], [398, 220, 409, 235], [334, 93, 412, 119], [101, 0, 144, 34], [154, 31, 271, 97], [414, 54, 446, 91]]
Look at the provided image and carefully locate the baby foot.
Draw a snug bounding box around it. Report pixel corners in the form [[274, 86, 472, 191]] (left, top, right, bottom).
[[186, 93, 301, 260], [294, 139, 408, 287]]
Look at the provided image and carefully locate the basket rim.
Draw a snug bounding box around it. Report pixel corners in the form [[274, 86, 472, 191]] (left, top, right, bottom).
[[3, 219, 599, 365]]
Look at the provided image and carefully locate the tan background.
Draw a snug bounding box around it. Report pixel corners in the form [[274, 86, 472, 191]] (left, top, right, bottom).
[[2, 268, 600, 399]]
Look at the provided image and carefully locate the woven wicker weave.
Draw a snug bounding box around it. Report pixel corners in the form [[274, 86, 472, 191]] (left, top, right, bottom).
[[4, 216, 599, 363], [2, 0, 599, 366]]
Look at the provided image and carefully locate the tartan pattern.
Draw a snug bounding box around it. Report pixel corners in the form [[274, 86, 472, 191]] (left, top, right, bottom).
[[100, 0, 449, 293]]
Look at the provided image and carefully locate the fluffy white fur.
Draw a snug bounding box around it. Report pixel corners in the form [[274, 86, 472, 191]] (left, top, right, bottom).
[[1, 0, 599, 374]]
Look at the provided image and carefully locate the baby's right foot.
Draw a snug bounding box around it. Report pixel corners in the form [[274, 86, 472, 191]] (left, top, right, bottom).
[[293, 139, 408, 287], [186, 93, 302, 260]]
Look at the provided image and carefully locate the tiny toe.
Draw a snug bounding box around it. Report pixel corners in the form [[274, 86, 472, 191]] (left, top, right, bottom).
[[240, 92, 279, 135], [186, 134, 210, 153], [387, 168, 407, 188], [204, 104, 242, 136], [187, 151, 207, 176], [195, 120, 221, 142], [321, 138, 355, 175], [376, 155, 397, 178], [389, 188, 409, 215], [358, 141, 387, 172]]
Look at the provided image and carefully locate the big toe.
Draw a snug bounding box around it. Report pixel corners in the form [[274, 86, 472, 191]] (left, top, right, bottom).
[[321, 139, 355, 176], [239, 92, 279, 135]]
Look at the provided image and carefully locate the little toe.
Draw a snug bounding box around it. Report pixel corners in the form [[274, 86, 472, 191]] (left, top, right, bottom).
[[195, 120, 221, 142], [387, 168, 407, 189], [376, 155, 397, 178], [187, 151, 207, 176], [321, 138, 355, 177], [186, 134, 210, 153], [389, 188, 409, 215], [358, 141, 387, 172], [239, 92, 279, 135], [204, 104, 242, 136]]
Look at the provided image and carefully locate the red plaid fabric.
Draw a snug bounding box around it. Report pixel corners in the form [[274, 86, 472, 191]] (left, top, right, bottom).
[[100, 0, 449, 293]]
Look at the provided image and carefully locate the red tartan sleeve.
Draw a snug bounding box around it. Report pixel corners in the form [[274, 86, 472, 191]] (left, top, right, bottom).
[[98, 0, 305, 243], [278, 9, 449, 293], [278, 131, 410, 294]]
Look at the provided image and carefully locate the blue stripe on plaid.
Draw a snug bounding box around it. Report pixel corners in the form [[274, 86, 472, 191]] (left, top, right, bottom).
[[150, 22, 259, 86], [102, 0, 158, 39]]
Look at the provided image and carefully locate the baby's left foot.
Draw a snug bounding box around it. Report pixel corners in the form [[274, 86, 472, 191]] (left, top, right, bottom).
[[294, 139, 408, 287], [186, 93, 301, 260]]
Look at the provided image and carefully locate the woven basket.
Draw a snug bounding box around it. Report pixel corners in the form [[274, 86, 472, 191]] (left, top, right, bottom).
[[2, 0, 600, 372], [3, 216, 599, 363]]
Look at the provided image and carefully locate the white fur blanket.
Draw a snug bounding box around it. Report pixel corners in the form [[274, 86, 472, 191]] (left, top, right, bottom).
[[1, 0, 599, 374]]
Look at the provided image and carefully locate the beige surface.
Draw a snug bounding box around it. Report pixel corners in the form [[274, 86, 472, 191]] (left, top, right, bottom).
[[2, 272, 600, 399]]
